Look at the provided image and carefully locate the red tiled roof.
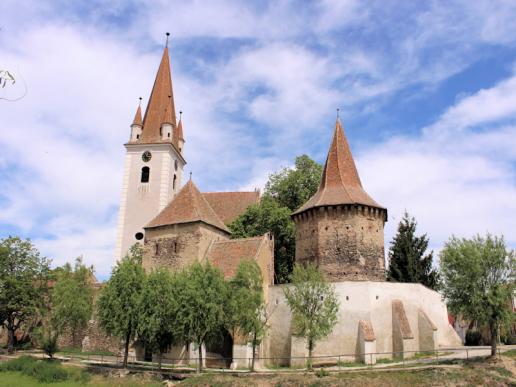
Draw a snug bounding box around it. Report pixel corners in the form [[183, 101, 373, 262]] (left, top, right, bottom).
[[203, 191, 260, 225], [293, 119, 384, 215], [132, 104, 142, 126], [145, 179, 229, 232], [137, 47, 177, 144], [205, 236, 264, 279], [176, 117, 184, 140]]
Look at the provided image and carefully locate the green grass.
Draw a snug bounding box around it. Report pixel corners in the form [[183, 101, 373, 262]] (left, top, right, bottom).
[[376, 357, 398, 364], [58, 348, 115, 357], [502, 349, 516, 358], [337, 361, 366, 367], [0, 356, 89, 384]]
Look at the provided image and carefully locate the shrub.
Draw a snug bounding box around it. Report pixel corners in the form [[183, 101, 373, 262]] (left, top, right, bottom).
[[0, 356, 77, 383], [40, 332, 59, 359], [315, 367, 329, 377], [0, 355, 36, 372], [465, 330, 482, 346], [24, 361, 68, 383]]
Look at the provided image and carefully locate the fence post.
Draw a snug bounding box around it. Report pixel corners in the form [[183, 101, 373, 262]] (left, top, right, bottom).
[[466, 348, 468, 360], [370, 353, 373, 368], [436, 350, 439, 365]]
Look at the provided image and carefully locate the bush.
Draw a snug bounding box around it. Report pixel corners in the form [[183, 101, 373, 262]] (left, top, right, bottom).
[[315, 367, 329, 377], [41, 332, 59, 359], [0, 355, 36, 372], [465, 330, 482, 346], [0, 356, 86, 383]]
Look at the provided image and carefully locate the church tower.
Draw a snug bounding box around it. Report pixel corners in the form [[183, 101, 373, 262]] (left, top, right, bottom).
[[292, 119, 387, 281], [114, 40, 186, 263]]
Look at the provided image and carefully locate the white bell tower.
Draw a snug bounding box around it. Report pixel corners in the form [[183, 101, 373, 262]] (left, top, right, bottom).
[[114, 38, 186, 263]]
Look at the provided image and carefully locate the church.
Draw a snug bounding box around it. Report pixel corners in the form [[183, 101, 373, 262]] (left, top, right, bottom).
[[114, 41, 461, 367]]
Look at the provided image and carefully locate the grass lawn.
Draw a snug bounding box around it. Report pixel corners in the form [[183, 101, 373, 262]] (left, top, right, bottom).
[[0, 372, 162, 387]]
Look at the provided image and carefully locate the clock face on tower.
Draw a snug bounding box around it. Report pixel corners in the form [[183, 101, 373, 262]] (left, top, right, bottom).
[[142, 151, 152, 162]]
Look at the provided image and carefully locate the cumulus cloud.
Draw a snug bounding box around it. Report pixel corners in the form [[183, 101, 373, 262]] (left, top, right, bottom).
[[1, 0, 515, 279]]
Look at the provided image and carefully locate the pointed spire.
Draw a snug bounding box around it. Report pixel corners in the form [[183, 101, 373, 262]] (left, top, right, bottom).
[[146, 179, 229, 232], [292, 118, 383, 215], [320, 119, 363, 189], [140, 35, 176, 143], [162, 95, 174, 125], [177, 110, 184, 140], [132, 98, 143, 127]]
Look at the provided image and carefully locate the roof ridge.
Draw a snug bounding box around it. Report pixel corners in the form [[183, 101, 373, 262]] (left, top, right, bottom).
[[213, 235, 264, 244]]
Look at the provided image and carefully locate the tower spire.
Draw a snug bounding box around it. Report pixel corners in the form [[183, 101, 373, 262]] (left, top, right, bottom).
[[139, 39, 177, 143], [131, 97, 143, 126], [292, 118, 383, 215]]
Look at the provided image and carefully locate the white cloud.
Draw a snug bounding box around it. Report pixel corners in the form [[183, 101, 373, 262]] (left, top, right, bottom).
[[1, 0, 516, 280]]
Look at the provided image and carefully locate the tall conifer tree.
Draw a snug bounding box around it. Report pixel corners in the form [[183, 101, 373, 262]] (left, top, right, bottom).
[[387, 212, 439, 289]]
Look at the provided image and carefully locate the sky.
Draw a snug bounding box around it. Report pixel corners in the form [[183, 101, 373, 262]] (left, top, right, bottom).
[[1, 0, 515, 280]]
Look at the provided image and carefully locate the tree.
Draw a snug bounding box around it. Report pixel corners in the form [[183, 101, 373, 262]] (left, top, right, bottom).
[[174, 262, 227, 373], [440, 234, 515, 357], [229, 155, 322, 284], [0, 236, 50, 353], [387, 212, 440, 289], [264, 155, 323, 212], [137, 269, 179, 370], [51, 257, 94, 347], [226, 260, 266, 371], [97, 244, 145, 367], [229, 198, 294, 283], [284, 264, 339, 370]]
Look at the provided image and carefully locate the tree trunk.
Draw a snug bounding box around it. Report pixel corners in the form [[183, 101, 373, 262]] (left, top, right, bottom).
[[123, 330, 131, 368], [197, 342, 203, 374], [251, 332, 257, 372], [307, 338, 313, 371], [491, 323, 498, 357], [158, 352, 163, 371], [7, 327, 15, 354]]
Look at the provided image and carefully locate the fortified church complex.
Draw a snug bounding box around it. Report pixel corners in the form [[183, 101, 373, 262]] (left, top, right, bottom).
[[111, 42, 461, 366]]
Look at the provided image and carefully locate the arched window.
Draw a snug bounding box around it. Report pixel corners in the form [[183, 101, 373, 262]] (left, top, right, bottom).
[[141, 166, 150, 183], [173, 174, 177, 189]]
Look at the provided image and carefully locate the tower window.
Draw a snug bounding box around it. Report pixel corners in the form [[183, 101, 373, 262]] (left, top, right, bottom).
[[173, 174, 177, 189], [167, 132, 171, 138], [136, 134, 140, 139], [135, 232, 144, 240], [174, 160, 178, 171], [141, 166, 150, 183]]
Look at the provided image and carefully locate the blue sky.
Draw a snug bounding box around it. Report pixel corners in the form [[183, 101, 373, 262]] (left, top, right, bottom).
[[1, 0, 515, 279]]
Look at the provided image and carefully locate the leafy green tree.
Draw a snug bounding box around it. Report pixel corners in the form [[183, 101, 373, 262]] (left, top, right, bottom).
[[229, 197, 294, 283], [387, 212, 440, 289], [440, 234, 515, 357], [0, 236, 50, 353], [264, 155, 323, 212], [97, 244, 145, 367], [174, 262, 227, 373], [284, 264, 339, 370], [137, 268, 179, 370], [229, 155, 322, 284], [51, 257, 94, 347], [38, 328, 59, 359], [226, 260, 266, 371]]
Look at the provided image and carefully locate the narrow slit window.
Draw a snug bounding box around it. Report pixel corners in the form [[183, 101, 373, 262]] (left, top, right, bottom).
[[141, 166, 150, 183], [173, 174, 177, 189]]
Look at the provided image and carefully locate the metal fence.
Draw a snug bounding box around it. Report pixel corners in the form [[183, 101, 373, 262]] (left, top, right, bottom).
[[53, 345, 506, 373]]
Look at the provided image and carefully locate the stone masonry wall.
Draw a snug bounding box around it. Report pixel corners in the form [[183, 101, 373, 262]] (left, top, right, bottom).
[[143, 222, 229, 273], [294, 205, 386, 281]]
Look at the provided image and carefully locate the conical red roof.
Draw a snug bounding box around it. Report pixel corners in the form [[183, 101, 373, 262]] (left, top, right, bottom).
[[140, 47, 176, 143], [146, 179, 229, 232], [132, 104, 143, 126], [293, 119, 383, 215]]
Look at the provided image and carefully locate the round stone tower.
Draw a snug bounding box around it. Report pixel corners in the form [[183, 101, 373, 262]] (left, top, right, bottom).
[[292, 119, 388, 281]]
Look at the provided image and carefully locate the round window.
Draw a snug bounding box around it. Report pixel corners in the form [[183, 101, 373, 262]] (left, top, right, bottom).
[[135, 232, 144, 240]]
